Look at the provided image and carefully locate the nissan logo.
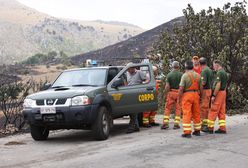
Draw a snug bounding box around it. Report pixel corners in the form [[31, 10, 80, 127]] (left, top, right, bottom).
[[47, 99, 54, 105]]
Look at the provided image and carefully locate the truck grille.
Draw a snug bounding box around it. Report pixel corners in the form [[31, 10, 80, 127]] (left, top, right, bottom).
[[36, 99, 68, 106], [56, 99, 67, 105], [36, 100, 45, 105]]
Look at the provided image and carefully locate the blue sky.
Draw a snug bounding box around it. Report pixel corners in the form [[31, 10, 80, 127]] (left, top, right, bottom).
[[17, 0, 246, 29]]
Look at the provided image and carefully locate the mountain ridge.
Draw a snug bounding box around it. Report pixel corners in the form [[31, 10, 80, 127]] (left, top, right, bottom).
[[71, 17, 184, 65], [0, 0, 144, 64]]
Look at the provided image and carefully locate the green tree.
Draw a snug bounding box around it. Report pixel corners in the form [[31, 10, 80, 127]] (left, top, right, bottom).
[[24, 53, 47, 65], [47, 51, 57, 60], [23, 51, 58, 65], [151, 1, 248, 110], [59, 51, 72, 66]]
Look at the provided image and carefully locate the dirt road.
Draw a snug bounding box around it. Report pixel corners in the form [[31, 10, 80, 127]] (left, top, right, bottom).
[[1, 114, 248, 168]]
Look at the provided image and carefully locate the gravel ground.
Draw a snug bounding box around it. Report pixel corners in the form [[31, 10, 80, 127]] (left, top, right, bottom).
[[0, 114, 248, 168]]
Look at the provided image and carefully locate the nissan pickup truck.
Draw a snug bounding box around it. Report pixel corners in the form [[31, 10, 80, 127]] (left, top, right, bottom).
[[23, 63, 158, 140]]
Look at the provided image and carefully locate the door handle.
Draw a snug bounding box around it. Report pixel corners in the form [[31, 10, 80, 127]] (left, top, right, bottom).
[[146, 87, 154, 91]]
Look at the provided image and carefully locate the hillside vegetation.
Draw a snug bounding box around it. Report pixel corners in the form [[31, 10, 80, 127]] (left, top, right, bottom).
[[151, 2, 248, 111], [71, 17, 184, 65], [0, 0, 144, 64]]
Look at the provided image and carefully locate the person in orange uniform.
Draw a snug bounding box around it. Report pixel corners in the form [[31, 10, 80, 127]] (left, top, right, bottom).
[[161, 61, 182, 130], [199, 57, 213, 132], [192, 56, 201, 74], [142, 65, 160, 127], [207, 60, 228, 134], [178, 60, 202, 138]]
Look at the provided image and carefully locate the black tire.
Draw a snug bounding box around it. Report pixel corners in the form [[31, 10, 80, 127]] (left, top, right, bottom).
[[92, 106, 110, 140], [30, 125, 49, 141]]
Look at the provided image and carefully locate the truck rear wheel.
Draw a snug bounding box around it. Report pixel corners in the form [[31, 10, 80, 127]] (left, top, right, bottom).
[[92, 106, 110, 140], [30, 125, 49, 141]]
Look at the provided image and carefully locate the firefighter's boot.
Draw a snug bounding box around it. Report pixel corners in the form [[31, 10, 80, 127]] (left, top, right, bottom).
[[161, 124, 169, 130], [215, 129, 226, 134], [173, 124, 180, 130], [192, 130, 201, 136]]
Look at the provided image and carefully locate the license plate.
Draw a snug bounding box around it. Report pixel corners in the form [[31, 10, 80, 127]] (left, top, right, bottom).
[[40, 107, 56, 114]]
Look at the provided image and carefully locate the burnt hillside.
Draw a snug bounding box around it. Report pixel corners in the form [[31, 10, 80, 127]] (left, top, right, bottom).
[[71, 17, 184, 65], [0, 64, 28, 85]]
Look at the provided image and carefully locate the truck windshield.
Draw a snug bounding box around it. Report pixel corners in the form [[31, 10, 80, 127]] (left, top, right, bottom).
[[52, 69, 107, 88]]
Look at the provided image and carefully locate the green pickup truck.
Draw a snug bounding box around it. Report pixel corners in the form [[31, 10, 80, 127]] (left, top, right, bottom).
[[23, 63, 158, 140]]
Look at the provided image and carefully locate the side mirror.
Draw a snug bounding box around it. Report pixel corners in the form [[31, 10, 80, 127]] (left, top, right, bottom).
[[42, 83, 51, 90], [111, 78, 124, 89]]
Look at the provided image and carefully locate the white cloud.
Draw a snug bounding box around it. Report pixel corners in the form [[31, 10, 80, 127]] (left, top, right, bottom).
[[17, 0, 247, 29]]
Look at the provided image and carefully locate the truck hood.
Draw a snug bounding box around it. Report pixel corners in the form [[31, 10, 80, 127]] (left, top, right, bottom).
[[27, 86, 102, 100]]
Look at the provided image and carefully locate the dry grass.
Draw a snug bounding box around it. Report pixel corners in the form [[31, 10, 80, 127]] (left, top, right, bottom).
[[0, 0, 47, 25], [20, 64, 69, 84], [0, 0, 144, 64]]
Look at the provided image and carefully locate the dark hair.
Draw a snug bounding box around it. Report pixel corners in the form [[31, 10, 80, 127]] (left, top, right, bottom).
[[213, 60, 222, 66], [185, 60, 193, 70], [199, 57, 207, 65]]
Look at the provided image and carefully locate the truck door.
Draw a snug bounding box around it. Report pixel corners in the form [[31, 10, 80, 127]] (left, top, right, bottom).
[[107, 63, 158, 118]]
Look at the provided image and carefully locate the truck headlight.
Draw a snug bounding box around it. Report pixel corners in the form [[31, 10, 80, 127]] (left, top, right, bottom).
[[23, 98, 35, 108], [71, 96, 91, 106]]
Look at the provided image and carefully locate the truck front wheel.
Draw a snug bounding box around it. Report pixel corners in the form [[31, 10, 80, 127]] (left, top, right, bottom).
[[30, 125, 49, 141], [92, 106, 110, 140]]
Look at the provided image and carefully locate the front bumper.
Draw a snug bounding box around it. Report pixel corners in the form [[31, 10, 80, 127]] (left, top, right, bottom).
[[23, 104, 99, 129]]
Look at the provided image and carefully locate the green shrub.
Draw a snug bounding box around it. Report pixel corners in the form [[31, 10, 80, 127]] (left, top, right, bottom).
[[150, 1, 248, 110]]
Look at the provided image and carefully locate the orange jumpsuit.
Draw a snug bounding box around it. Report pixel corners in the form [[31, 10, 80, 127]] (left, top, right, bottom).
[[208, 68, 227, 132], [208, 91, 226, 131], [143, 80, 161, 125], [163, 89, 181, 126], [182, 73, 201, 134], [201, 89, 212, 127], [162, 69, 182, 128]]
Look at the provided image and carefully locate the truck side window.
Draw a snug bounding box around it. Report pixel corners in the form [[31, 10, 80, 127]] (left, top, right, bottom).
[[107, 68, 119, 84], [125, 65, 150, 86]]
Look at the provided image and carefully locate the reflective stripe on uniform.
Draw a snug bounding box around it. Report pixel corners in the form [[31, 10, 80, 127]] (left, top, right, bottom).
[[183, 128, 192, 131], [208, 119, 215, 127], [219, 120, 226, 124], [174, 120, 180, 124], [202, 119, 208, 123], [194, 123, 201, 126], [163, 116, 169, 119], [202, 119, 208, 126], [208, 120, 214, 128], [175, 116, 181, 120], [183, 123, 191, 127], [208, 120, 215, 124], [174, 116, 180, 124], [163, 116, 169, 123], [194, 122, 201, 129], [194, 126, 201, 130], [143, 118, 149, 124], [218, 120, 226, 126]]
